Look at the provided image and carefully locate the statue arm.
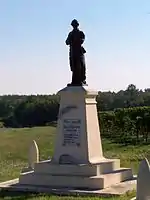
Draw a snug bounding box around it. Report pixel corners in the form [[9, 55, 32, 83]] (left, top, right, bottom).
[[80, 31, 85, 44], [65, 32, 71, 45]]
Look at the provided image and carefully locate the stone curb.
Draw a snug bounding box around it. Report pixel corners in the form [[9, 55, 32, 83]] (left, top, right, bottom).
[[0, 178, 136, 197]]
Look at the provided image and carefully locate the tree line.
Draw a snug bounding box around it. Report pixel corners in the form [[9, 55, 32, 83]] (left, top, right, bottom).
[[0, 84, 150, 145], [0, 84, 150, 128]]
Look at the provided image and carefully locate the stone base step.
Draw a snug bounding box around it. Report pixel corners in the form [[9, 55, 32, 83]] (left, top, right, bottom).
[[33, 159, 120, 176], [19, 168, 133, 189]]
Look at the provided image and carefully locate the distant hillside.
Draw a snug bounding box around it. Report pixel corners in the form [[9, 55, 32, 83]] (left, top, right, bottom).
[[1, 84, 150, 128]]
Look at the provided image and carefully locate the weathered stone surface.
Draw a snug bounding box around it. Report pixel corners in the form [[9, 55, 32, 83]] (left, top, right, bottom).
[[52, 86, 104, 165], [136, 158, 150, 200], [28, 140, 39, 169], [0, 177, 136, 197], [18, 86, 134, 192], [22, 140, 39, 173]]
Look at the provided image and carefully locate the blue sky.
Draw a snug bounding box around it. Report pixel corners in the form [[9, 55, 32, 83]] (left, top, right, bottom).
[[0, 0, 150, 94]]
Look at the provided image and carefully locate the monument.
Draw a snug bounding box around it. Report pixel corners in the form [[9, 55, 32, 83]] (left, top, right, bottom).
[[17, 20, 135, 194], [65, 19, 86, 86]]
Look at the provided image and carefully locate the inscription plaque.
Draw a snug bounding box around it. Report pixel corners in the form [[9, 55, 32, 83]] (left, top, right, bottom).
[[59, 154, 78, 164], [63, 119, 81, 146]]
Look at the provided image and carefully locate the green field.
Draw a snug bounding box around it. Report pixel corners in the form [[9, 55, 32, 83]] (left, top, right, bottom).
[[0, 126, 148, 199]]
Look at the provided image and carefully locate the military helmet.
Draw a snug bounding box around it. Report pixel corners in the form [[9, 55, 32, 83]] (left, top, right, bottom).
[[71, 19, 79, 27]]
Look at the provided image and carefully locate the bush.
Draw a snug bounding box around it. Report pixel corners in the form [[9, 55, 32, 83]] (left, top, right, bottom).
[[99, 106, 150, 145]]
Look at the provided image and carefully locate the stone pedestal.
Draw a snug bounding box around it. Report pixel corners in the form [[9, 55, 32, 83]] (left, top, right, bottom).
[[52, 86, 103, 164], [19, 86, 133, 190]]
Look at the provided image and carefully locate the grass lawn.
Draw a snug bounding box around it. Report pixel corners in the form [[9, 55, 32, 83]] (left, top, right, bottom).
[[0, 191, 136, 200], [0, 126, 149, 199]]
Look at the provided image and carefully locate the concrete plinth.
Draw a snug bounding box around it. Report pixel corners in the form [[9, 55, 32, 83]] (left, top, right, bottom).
[[18, 86, 134, 191], [52, 86, 104, 164]]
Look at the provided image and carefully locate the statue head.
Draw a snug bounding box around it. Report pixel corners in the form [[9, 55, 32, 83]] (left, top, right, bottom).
[[71, 19, 79, 28]]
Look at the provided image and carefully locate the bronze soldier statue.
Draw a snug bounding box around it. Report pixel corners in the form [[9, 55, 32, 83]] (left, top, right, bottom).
[[66, 19, 87, 86]]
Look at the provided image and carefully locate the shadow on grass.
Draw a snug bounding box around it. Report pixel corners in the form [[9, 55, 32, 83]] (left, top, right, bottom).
[[0, 190, 117, 200], [0, 190, 47, 199], [0, 190, 92, 200]]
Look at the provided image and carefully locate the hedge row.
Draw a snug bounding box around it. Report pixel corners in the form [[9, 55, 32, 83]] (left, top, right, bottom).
[[99, 107, 150, 144]]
